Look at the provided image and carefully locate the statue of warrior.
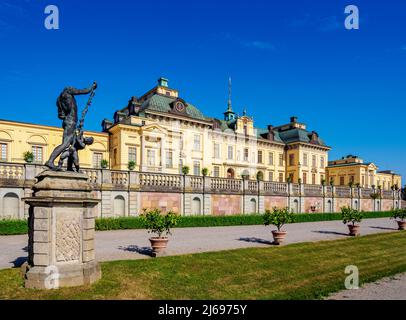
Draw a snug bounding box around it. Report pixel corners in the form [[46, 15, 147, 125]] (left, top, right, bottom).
[[45, 82, 97, 171]]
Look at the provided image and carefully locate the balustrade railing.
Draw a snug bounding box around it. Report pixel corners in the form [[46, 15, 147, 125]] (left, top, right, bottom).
[[190, 176, 203, 190], [0, 163, 25, 180], [0, 162, 401, 201], [291, 183, 300, 195], [335, 186, 351, 197], [303, 184, 323, 196], [263, 182, 288, 195], [81, 169, 100, 184], [111, 171, 128, 186], [247, 180, 258, 193], [139, 172, 182, 188], [210, 177, 242, 192]]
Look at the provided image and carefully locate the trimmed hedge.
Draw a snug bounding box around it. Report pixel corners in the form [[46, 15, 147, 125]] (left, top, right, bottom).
[[0, 219, 28, 235], [0, 211, 393, 235], [95, 211, 392, 231]]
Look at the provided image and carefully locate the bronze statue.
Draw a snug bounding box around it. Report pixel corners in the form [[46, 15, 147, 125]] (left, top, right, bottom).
[[45, 82, 97, 171]]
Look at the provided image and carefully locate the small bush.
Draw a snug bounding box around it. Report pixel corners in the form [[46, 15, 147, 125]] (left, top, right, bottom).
[[140, 209, 180, 238], [341, 206, 363, 226], [263, 207, 295, 231], [391, 208, 406, 221]]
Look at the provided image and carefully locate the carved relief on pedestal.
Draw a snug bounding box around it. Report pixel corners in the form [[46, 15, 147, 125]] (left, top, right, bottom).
[[56, 216, 81, 262]]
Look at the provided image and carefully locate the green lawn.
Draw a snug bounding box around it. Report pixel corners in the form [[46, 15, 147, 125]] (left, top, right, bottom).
[[0, 231, 405, 299]]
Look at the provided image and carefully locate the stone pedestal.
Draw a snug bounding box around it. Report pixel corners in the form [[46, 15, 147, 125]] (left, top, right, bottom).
[[22, 170, 101, 289]]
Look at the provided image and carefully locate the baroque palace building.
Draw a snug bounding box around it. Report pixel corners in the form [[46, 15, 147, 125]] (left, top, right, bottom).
[[101, 77, 330, 184], [0, 77, 402, 219], [0, 77, 401, 187]]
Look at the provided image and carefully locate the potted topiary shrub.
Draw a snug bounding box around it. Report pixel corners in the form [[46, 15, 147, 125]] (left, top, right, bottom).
[[182, 165, 190, 175], [201, 167, 209, 177], [128, 160, 136, 171], [263, 207, 295, 245], [256, 171, 264, 181], [23, 151, 34, 163], [390, 208, 406, 230], [341, 206, 363, 236], [101, 159, 109, 169], [140, 209, 180, 257]]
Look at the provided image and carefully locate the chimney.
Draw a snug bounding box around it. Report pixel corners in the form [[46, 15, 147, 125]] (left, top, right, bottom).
[[290, 116, 298, 123], [158, 77, 169, 88], [267, 125, 274, 141]]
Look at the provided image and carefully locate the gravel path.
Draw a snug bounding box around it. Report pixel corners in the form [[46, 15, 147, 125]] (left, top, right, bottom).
[[0, 217, 399, 269], [328, 273, 406, 300]]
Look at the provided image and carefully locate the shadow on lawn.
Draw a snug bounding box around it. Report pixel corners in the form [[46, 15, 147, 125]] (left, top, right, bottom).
[[118, 245, 153, 257], [312, 230, 349, 236], [10, 245, 28, 268], [237, 237, 273, 245]]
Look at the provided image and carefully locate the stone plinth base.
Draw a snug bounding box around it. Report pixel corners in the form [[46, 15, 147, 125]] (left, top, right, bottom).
[[23, 170, 101, 289]]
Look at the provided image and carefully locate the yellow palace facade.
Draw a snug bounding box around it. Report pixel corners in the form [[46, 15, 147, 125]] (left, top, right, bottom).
[[0, 77, 401, 189]]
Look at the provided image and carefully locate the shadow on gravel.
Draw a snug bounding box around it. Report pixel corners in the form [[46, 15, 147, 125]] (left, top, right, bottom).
[[118, 245, 153, 257], [312, 230, 349, 236], [10, 256, 27, 268], [237, 237, 273, 245], [369, 226, 396, 231]]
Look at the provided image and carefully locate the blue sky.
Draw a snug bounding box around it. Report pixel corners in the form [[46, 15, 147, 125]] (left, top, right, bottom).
[[1, 0, 405, 180]]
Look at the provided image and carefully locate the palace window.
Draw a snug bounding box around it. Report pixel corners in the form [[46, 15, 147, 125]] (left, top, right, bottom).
[[244, 148, 249, 162], [228, 146, 233, 160], [303, 172, 307, 184], [303, 153, 308, 166], [147, 149, 155, 166], [279, 154, 284, 166], [278, 172, 284, 182], [193, 161, 200, 176], [258, 150, 263, 164], [268, 152, 274, 165], [362, 175, 365, 186], [0, 143, 7, 161], [113, 148, 118, 166], [350, 175, 355, 183], [312, 173, 316, 185], [213, 166, 220, 177], [165, 151, 173, 168], [32, 146, 43, 163], [213, 143, 220, 159], [93, 152, 103, 168], [243, 124, 248, 136], [128, 147, 136, 163], [340, 176, 345, 186], [312, 155, 317, 168], [288, 173, 294, 182], [289, 154, 295, 166], [179, 159, 183, 174], [269, 171, 274, 182], [193, 135, 201, 151], [320, 156, 325, 168]]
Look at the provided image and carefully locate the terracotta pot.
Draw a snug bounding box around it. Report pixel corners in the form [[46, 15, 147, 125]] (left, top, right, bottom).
[[272, 230, 287, 245], [149, 237, 169, 254], [348, 224, 360, 236], [397, 220, 406, 230]]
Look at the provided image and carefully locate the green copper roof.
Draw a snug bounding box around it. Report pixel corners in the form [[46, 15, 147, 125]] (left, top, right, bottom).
[[140, 94, 208, 121], [277, 128, 327, 146]]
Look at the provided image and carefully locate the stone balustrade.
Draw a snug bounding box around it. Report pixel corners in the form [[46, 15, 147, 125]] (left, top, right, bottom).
[[0, 163, 25, 181], [0, 162, 402, 219], [0, 162, 401, 199]]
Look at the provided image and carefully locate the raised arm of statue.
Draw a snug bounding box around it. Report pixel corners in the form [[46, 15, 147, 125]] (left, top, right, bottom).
[[66, 82, 97, 96]]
